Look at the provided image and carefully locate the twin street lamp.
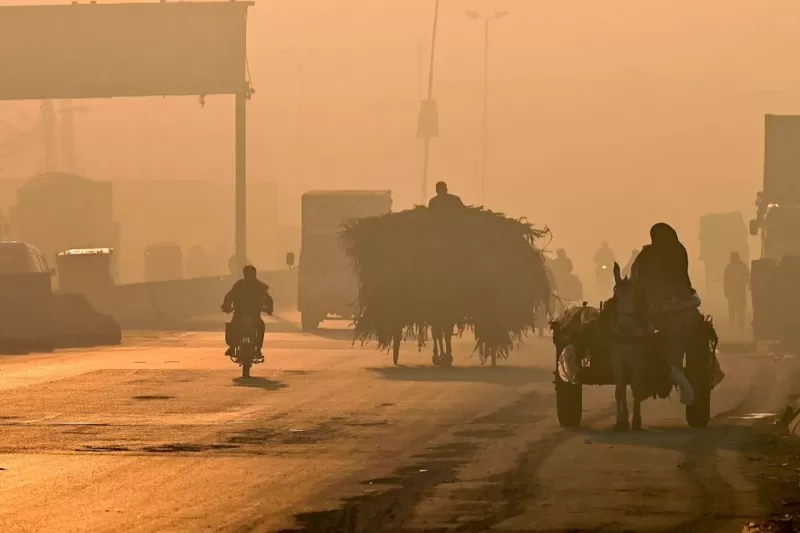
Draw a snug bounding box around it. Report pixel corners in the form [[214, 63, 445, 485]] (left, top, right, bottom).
[[464, 10, 509, 205], [418, 0, 442, 205]]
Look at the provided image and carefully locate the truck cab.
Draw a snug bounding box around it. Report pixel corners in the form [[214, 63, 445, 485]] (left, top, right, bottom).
[[299, 191, 392, 331], [56, 247, 115, 293], [144, 242, 183, 282], [750, 115, 800, 348], [752, 204, 800, 261]]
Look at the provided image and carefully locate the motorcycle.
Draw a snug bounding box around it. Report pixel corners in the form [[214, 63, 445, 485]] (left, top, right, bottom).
[[224, 313, 264, 378], [595, 263, 614, 294]]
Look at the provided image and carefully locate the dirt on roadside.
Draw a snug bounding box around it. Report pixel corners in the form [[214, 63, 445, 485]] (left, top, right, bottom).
[[742, 418, 800, 533]]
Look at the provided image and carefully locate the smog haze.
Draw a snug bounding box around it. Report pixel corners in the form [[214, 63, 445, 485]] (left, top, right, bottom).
[[1, 0, 798, 277]]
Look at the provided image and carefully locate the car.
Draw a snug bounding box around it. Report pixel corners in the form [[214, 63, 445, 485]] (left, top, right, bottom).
[[0, 241, 55, 275], [0, 241, 56, 353]]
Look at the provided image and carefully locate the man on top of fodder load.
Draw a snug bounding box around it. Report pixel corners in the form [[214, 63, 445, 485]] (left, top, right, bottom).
[[428, 181, 464, 209], [631, 222, 701, 405], [221, 265, 274, 357], [550, 249, 583, 304]]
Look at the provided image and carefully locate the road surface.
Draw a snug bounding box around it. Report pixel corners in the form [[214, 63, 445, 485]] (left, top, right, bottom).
[[0, 322, 792, 532]]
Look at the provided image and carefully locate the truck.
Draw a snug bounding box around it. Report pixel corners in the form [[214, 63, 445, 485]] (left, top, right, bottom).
[[750, 115, 800, 351], [299, 191, 392, 331], [9, 172, 119, 274], [0, 241, 55, 352], [144, 242, 184, 282]]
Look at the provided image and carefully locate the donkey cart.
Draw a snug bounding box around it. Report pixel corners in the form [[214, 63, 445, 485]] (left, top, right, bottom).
[[550, 305, 720, 429]]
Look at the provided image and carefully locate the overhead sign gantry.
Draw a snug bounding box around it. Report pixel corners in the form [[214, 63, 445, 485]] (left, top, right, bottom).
[[0, 1, 254, 270]]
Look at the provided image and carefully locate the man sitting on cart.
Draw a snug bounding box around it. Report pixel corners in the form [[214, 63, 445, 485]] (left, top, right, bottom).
[[631, 222, 700, 405]]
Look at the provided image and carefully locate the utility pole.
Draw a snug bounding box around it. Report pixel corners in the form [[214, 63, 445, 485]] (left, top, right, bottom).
[[41, 100, 57, 173], [417, 37, 423, 101], [418, 0, 441, 205], [235, 90, 247, 272], [465, 10, 509, 205], [298, 58, 305, 189], [60, 99, 77, 173]]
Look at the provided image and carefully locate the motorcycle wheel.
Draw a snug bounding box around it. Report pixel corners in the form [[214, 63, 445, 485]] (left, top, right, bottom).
[[242, 362, 252, 378]]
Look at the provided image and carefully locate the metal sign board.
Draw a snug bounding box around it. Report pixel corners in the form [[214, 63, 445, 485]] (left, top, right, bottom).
[[0, 2, 250, 101], [764, 114, 800, 204]]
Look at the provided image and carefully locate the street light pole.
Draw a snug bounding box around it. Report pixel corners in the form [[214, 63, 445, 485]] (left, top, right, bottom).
[[417, 37, 423, 101], [284, 49, 313, 193], [465, 10, 509, 205], [420, 0, 441, 205], [482, 19, 489, 204], [297, 57, 305, 189]]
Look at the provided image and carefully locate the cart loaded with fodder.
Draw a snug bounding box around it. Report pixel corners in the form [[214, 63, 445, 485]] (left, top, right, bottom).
[[341, 205, 552, 366]]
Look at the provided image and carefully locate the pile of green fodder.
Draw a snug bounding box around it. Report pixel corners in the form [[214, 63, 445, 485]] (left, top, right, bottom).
[[341, 205, 551, 361]]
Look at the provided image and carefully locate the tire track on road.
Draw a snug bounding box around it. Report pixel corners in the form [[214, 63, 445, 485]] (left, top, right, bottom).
[[267, 386, 616, 533], [452, 358, 784, 533], [446, 402, 618, 533], [671, 359, 783, 533]]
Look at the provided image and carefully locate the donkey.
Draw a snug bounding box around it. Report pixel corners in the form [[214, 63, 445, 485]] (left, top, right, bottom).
[[608, 262, 649, 431], [432, 322, 454, 366]]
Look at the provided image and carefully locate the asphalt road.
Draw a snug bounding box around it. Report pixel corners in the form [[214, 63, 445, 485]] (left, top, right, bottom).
[[0, 321, 792, 533]]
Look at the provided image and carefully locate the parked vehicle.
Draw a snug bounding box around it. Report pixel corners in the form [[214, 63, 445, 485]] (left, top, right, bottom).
[[298, 191, 392, 331]]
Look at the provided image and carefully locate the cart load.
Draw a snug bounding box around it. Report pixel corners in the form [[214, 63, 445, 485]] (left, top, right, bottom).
[[341, 205, 551, 361]]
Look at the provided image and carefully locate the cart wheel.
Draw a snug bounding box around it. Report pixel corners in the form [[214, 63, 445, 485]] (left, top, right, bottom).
[[555, 376, 582, 428], [686, 385, 711, 428], [432, 353, 441, 366], [684, 321, 714, 429]]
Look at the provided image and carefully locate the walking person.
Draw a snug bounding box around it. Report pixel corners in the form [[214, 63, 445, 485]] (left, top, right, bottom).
[[723, 251, 750, 332]]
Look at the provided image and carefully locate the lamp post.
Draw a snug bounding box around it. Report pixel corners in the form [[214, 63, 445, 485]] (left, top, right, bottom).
[[464, 10, 509, 205], [59, 99, 87, 174], [419, 0, 441, 205]]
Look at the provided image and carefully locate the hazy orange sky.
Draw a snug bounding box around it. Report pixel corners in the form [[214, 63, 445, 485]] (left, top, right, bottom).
[[3, 0, 800, 276]]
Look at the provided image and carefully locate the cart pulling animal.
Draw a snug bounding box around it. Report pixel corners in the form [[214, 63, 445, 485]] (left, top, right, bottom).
[[607, 263, 649, 430], [431, 322, 455, 367], [551, 262, 722, 430]]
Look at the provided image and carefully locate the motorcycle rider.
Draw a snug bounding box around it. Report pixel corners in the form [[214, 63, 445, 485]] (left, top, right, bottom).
[[222, 265, 274, 356], [593, 241, 616, 285], [536, 263, 558, 336], [551, 249, 574, 277]]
